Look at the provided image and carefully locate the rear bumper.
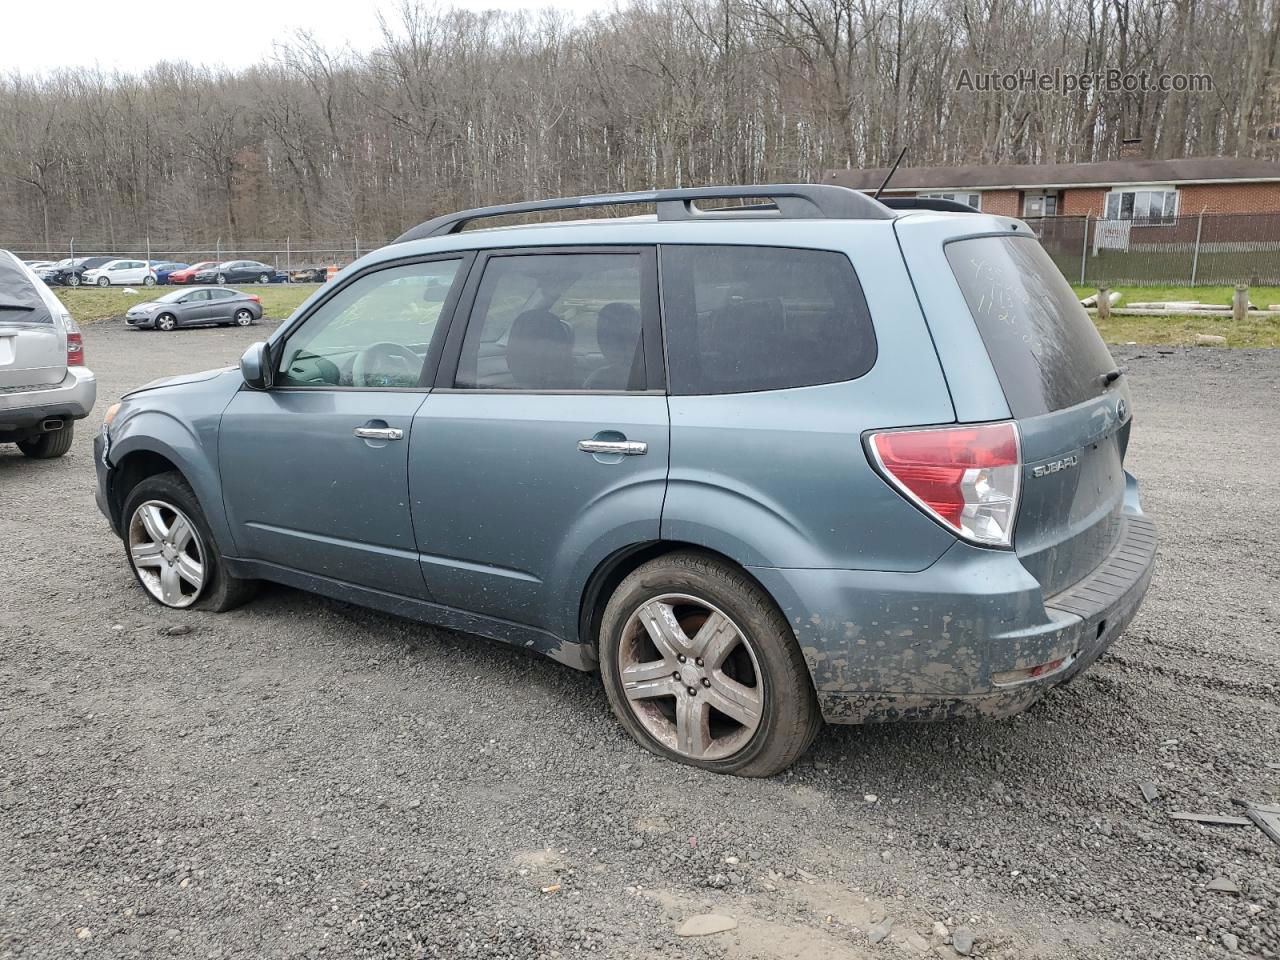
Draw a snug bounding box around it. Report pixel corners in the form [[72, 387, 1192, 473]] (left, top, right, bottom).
[[0, 367, 97, 433], [749, 485, 1156, 724]]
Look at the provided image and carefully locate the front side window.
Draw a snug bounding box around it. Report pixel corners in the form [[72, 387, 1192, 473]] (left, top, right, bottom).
[[278, 259, 462, 388], [455, 252, 647, 391], [660, 245, 877, 395]]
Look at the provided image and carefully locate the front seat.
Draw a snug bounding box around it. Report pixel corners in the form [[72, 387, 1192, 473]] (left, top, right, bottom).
[[505, 309, 575, 389]]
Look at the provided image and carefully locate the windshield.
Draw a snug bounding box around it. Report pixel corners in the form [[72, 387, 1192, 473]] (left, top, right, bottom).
[[155, 289, 191, 303]]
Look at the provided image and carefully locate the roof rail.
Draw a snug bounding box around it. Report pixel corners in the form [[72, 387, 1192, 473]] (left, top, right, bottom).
[[879, 197, 980, 213], [394, 184, 895, 242]]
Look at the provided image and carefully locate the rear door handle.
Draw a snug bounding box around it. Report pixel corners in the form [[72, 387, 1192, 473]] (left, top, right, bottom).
[[578, 439, 647, 456], [354, 426, 404, 441]]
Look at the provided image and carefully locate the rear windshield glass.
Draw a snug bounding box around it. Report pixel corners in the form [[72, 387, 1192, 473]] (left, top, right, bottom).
[[945, 235, 1115, 417], [660, 245, 876, 395], [0, 257, 53, 324]]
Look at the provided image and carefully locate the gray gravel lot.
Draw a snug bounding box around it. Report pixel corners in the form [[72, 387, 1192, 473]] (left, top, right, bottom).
[[1, 322, 1277, 960]]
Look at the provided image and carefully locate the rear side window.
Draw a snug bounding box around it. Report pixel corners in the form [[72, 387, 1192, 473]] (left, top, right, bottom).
[[945, 235, 1115, 417], [660, 245, 876, 395]]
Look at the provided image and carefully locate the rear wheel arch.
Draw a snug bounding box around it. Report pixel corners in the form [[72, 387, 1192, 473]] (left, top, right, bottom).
[[578, 540, 787, 653]]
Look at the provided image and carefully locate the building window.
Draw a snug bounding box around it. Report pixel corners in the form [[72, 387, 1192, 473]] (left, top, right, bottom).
[[919, 192, 981, 210], [1023, 193, 1058, 218], [1105, 187, 1177, 223]]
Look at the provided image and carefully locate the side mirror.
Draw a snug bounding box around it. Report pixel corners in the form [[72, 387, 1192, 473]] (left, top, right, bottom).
[[240, 341, 273, 390]]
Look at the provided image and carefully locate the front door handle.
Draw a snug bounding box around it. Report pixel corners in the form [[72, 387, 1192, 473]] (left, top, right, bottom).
[[578, 439, 647, 456], [354, 426, 404, 441]]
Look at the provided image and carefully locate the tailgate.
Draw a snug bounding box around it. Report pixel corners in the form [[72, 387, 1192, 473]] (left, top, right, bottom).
[[944, 233, 1128, 596], [0, 255, 64, 389]]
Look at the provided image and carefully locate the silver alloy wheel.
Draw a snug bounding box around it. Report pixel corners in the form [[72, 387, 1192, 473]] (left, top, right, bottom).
[[156, 314, 176, 331], [618, 594, 764, 761], [127, 499, 205, 608], [234, 309, 252, 326], [97, 275, 110, 286]]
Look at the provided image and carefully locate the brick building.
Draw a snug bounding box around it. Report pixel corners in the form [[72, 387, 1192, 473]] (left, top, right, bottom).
[[823, 158, 1280, 220]]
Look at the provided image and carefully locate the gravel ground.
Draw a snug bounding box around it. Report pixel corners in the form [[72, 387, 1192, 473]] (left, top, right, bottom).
[[1, 322, 1277, 960]]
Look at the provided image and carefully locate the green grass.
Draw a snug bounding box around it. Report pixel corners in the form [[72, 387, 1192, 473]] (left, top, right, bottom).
[[1091, 312, 1280, 348], [52, 284, 314, 326], [1069, 284, 1280, 307]]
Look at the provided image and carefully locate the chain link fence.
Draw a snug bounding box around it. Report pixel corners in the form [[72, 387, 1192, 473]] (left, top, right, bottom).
[[1030, 212, 1280, 286], [4, 239, 378, 275], [6, 214, 1280, 286]]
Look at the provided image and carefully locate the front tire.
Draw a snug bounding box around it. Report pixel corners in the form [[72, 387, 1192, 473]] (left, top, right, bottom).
[[155, 313, 176, 331], [97, 275, 110, 287], [121, 471, 257, 612], [598, 551, 821, 777], [215, 274, 226, 285], [17, 422, 74, 459], [67, 273, 81, 287]]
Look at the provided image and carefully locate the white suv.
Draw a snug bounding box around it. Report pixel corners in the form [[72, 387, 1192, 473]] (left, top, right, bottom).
[[0, 251, 96, 458], [82, 259, 156, 287]]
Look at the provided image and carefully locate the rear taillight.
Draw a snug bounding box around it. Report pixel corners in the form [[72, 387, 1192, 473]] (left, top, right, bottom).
[[66, 332, 84, 366], [868, 421, 1021, 547], [248, 295, 261, 303]]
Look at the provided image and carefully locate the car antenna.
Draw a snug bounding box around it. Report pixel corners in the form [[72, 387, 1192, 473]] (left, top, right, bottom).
[[873, 147, 908, 200]]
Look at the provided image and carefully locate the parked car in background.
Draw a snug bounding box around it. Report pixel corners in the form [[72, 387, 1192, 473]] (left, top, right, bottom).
[[193, 260, 278, 285], [0, 251, 95, 458], [82, 259, 157, 287], [167, 262, 219, 285], [93, 185, 1156, 777], [44, 256, 113, 287], [150, 261, 190, 285], [23, 260, 55, 272], [288, 264, 337, 284], [124, 287, 262, 331]]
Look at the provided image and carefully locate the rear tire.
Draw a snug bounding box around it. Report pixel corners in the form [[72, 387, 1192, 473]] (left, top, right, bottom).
[[17, 422, 74, 459], [143, 275, 156, 286], [598, 551, 821, 777], [233, 308, 253, 326], [256, 273, 270, 284], [121, 471, 258, 612]]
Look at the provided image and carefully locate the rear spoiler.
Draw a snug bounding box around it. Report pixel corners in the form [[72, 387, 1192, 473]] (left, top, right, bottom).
[[878, 197, 980, 214]]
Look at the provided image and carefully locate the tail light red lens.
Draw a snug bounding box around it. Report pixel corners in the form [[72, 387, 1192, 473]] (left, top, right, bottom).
[[868, 421, 1021, 547], [248, 295, 261, 303], [66, 332, 84, 366]]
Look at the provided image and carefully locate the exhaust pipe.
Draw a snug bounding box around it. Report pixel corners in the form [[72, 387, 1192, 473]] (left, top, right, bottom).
[[41, 418, 64, 432]]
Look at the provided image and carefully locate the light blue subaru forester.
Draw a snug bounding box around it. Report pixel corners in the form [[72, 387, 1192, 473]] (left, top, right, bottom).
[[95, 185, 1156, 776]]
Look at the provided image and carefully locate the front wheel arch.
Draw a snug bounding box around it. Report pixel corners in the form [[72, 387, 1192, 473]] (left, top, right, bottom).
[[109, 449, 184, 529]]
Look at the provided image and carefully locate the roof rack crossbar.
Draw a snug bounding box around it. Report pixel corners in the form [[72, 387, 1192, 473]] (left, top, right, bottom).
[[394, 184, 895, 242]]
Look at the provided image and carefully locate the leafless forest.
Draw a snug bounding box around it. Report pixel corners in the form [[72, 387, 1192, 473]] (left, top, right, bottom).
[[1, 0, 1277, 248]]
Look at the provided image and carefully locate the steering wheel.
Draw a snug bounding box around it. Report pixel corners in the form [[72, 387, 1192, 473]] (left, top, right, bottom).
[[351, 342, 418, 388]]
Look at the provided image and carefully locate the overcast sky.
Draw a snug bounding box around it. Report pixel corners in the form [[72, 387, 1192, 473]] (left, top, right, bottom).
[[3, 0, 601, 76]]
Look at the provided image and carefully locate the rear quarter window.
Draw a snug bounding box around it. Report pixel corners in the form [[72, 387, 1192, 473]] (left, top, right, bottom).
[[945, 235, 1115, 417], [660, 245, 876, 395]]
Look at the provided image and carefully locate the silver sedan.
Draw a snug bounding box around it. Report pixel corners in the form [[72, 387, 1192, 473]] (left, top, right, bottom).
[[125, 287, 264, 332]]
